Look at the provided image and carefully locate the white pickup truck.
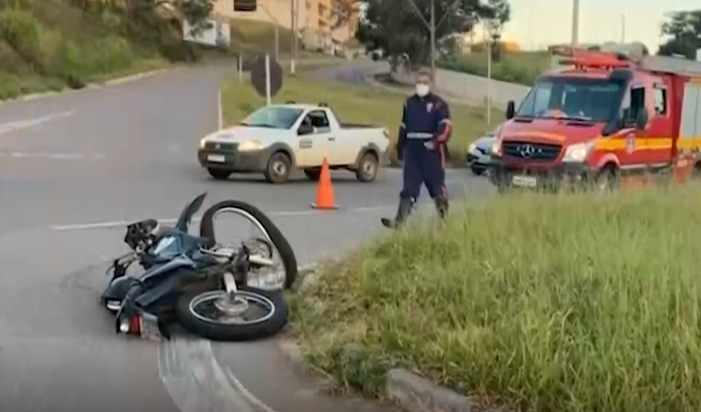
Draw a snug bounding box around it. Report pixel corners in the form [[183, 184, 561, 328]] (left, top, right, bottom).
[[197, 103, 391, 184]]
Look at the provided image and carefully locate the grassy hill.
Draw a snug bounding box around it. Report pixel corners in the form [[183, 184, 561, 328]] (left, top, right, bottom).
[[443, 50, 551, 86], [0, 0, 306, 100]]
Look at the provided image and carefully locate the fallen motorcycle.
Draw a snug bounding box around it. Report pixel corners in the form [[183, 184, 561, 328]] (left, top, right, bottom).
[[99, 192, 297, 341]]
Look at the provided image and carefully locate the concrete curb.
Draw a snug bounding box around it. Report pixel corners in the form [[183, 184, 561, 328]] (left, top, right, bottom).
[[101, 68, 168, 86], [387, 369, 489, 412], [1, 67, 170, 105]]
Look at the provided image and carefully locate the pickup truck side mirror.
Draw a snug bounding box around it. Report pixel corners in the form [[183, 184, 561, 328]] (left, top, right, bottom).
[[505, 100, 515, 120], [634, 109, 648, 130], [298, 123, 313, 136]]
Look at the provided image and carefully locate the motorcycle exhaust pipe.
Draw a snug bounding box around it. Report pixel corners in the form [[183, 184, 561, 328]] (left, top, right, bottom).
[[248, 254, 275, 267]]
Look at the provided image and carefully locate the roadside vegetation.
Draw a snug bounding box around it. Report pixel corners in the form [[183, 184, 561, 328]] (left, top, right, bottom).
[[220, 75, 499, 166], [442, 50, 551, 86], [0, 0, 308, 101], [290, 185, 701, 412]]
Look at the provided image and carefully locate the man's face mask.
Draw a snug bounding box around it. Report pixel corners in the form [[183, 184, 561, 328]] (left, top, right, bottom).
[[415, 77, 430, 96]]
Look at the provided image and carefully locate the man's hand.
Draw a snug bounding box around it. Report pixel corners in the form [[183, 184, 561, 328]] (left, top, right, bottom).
[[424, 141, 436, 150]]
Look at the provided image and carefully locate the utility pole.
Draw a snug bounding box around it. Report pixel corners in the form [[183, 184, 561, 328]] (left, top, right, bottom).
[[429, 0, 436, 79], [571, 0, 579, 45], [290, 0, 297, 74], [620, 13, 625, 43]]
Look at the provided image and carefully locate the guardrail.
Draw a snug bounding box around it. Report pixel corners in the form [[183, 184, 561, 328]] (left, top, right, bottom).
[[389, 62, 530, 108]]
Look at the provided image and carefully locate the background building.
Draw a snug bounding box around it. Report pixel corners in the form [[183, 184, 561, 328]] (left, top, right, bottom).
[[212, 0, 359, 52]]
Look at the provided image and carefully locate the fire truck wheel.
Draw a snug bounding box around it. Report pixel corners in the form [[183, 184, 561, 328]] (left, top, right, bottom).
[[692, 163, 701, 180], [594, 166, 619, 192]]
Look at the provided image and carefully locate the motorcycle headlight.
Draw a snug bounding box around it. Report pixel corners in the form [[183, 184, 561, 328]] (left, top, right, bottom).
[[238, 140, 265, 152], [562, 141, 595, 162]]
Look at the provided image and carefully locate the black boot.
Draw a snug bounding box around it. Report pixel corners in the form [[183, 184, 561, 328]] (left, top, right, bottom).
[[435, 198, 448, 220], [381, 198, 414, 229]]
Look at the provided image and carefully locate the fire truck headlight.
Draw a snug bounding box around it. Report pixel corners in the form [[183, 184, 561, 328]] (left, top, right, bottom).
[[562, 141, 595, 162]]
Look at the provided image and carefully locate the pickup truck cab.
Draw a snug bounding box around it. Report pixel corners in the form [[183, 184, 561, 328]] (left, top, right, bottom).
[[198, 103, 390, 184], [489, 44, 701, 192]]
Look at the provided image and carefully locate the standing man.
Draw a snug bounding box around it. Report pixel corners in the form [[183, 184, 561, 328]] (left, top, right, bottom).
[[381, 68, 452, 229]]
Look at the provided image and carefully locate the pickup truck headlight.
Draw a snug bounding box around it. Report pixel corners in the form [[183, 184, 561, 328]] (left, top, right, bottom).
[[562, 141, 595, 162], [468, 142, 477, 153], [238, 140, 264, 152], [199, 138, 207, 149]]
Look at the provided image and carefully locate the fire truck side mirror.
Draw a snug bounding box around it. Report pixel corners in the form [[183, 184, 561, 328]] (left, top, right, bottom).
[[635, 109, 648, 130], [505, 100, 515, 120]]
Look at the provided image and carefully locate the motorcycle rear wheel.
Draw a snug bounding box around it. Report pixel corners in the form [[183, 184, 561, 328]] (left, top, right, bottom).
[[176, 285, 287, 341], [199, 200, 298, 289]]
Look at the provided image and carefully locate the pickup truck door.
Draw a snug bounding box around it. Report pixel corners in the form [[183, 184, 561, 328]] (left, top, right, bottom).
[[296, 110, 337, 167]]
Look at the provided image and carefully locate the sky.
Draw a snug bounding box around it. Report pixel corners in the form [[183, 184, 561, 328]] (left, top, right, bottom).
[[499, 0, 698, 52]]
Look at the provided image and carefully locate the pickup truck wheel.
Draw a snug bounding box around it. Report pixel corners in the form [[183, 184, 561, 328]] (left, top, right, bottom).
[[264, 151, 292, 184], [304, 169, 321, 181], [356, 151, 379, 182], [208, 168, 232, 180]]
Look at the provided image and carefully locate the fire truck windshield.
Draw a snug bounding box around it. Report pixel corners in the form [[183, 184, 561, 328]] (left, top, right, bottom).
[[516, 77, 623, 122]]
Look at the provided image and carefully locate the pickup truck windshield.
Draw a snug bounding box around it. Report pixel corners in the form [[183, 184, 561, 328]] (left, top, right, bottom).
[[516, 77, 623, 122], [241, 107, 303, 129]]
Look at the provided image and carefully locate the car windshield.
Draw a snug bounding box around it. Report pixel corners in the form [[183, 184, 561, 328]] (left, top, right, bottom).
[[241, 106, 303, 129], [516, 77, 623, 122]]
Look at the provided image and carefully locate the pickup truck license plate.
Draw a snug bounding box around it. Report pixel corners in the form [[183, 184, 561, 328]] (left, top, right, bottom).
[[512, 175, 537, 188], [207, 154, 226, 163]]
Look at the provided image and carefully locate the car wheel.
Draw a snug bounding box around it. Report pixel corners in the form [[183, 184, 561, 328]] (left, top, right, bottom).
[[208, 168, 232, 180], [356, 151, 379, 182], [264, 151, 292, 184], [304, 169, 321, 181], [470, 164, 486, 176]]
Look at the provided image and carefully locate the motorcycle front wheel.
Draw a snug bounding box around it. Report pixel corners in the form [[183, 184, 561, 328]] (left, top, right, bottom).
[[199, 200, 298, 290], [176, 285, 287, 341]]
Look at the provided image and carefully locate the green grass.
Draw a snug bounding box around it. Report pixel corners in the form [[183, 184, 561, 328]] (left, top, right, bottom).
[[444, 50, 551, 86], [289, 185, 701, 412], [220, 75, 499, 166]]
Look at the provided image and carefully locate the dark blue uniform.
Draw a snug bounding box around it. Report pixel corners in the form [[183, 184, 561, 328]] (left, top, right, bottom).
[[397, 93, 452, 206]]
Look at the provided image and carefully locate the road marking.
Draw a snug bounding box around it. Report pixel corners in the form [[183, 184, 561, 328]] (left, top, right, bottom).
[[48, 205, 396, 231], [0, 151, 104, 160], [158, 337, 259, 412], [0, 110, 76, 136], [218, 89, 223, 131]]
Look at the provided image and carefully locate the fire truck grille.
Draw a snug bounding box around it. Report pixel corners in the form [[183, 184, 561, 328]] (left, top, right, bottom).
[[502, 141, 562, 161]]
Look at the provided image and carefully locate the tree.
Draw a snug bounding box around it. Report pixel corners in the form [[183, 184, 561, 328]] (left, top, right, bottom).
[[658, 10, 701, 59], [481, 0, 510, 42], [355, 0, 497, 68]]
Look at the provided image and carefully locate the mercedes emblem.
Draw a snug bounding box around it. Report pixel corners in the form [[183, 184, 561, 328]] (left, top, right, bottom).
[[520, 144, 536, 158]]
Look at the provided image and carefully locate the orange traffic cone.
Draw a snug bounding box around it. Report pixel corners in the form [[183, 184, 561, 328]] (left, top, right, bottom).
[[311, 157, 338, 210]]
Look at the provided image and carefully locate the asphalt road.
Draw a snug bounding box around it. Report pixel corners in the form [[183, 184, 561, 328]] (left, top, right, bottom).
[[0, 61, 495, 412]]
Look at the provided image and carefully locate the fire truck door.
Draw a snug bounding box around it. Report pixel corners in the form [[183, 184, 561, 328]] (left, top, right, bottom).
[[646, 83, 673, 167], [674, 81, 701, 181]]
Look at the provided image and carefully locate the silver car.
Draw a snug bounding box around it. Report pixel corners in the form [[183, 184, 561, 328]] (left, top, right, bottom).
[[466, 133, 495, 176]]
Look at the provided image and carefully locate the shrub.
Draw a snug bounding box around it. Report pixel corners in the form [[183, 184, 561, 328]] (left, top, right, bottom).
[[0, 8, 44, 72], [291, 185, 701, 412], [91, 35, 134, 74], [56, 40, 88, 88]]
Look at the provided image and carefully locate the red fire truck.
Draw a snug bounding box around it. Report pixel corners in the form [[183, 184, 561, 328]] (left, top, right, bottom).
[[489, 46, 701, 191]]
